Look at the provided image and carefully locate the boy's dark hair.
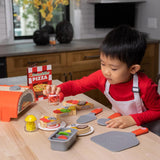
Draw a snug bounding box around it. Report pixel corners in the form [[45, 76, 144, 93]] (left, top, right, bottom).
[[100, 25, 147, 67]]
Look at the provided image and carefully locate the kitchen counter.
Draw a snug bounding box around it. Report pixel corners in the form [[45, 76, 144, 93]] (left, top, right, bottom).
[[0, 76, 160, 160], [0, 38, 159, 57], [0, 38, 103, 57]]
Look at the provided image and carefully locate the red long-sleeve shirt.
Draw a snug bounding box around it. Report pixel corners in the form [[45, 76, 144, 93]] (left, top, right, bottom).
[[58, 70, 160, 125]]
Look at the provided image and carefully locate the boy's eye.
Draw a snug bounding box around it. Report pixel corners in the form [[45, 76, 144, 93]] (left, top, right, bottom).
[[101, 63, 105, 66], [111, 68, 117, 71]]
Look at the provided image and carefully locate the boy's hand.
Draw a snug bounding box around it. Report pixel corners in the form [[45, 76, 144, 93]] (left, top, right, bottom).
[[105, 116, 136, 129], [43, 85, 61, 95], [43, 85, 64, 102]]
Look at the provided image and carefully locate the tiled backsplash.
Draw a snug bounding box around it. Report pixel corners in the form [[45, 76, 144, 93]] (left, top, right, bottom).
[[71, 0, 109, 39]]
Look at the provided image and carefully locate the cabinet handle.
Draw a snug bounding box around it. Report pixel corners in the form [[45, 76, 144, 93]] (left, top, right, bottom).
[[27, 60, 48, 66], [64, 73, 67, 82], [68, 72, 72, 80], [84, 55, 100, 60]]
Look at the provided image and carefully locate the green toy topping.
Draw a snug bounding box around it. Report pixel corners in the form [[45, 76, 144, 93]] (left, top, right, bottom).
[[60, 108, 71, 113], [57, 131, 70, 136]]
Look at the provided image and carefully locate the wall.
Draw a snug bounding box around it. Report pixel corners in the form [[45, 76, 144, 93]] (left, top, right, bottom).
[[0, 0, 7, 44], [70, 0, 111, 39], [70, 0, 160, 40], [0, 0, 13, 45], [136, 0, 160, 39], [136, 0, 160, 73]]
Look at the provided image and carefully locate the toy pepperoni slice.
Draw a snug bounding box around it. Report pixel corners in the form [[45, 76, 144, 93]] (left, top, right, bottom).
[[53, 110, 63, 114], [66, 100, 79, 104], [58, 135, 68, 140]]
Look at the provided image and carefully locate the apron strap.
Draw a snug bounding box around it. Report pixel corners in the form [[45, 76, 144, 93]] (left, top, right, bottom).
[[105, 80, 110, 93], [132, 73, 144, 113]]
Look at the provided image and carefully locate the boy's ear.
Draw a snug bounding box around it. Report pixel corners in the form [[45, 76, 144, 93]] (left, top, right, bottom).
[[129, 64, 141, 74]]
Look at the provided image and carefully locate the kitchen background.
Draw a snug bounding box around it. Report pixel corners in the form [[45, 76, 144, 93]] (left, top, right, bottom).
[[0, 0, 160, 72]]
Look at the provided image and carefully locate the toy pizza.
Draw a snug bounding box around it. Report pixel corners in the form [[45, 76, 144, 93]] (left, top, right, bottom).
[[63, 100, 94, 110], [39, 116, 61, 129]]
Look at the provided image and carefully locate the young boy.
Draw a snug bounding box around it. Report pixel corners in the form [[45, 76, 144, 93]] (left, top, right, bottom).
[[44, 25, 160, 135]]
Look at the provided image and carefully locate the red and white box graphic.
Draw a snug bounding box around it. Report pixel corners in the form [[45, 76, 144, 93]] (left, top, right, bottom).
[[27, 65, 52, 101]]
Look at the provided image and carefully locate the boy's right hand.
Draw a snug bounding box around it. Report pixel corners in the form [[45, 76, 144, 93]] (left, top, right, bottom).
[[43, 85, 64, 102], [43, 85, 61, 95]]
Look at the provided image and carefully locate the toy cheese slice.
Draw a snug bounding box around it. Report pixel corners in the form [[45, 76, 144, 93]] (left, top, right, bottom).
[[0, 85, 35, 122]]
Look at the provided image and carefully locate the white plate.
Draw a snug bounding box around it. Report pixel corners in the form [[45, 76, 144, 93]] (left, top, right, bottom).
[[38, 121, 66, 131], [67, 124, 94, 136]]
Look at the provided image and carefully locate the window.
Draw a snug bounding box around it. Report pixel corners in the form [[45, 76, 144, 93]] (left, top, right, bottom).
[[12, 0, 69, 40]]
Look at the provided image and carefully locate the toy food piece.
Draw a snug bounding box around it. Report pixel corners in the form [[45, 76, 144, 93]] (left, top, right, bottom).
[[71, 124, 91, 135], [58, 135, 68, 140], [33, 83, 47, 96], [58, 131, 70, 136], [25, 115, 37, 132], [48, 94, 60, 105], [63, 100, 94, 110], [39, 116, 60, 128], [53, 106, 76, 120]]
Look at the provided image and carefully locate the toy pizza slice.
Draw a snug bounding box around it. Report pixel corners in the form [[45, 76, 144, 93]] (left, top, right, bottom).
[[63, 100, 94, 110], [39, 116, 61, 129]]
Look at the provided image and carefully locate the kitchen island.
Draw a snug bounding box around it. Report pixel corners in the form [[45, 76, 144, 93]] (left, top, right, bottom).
[[0, 76, 160, 160]]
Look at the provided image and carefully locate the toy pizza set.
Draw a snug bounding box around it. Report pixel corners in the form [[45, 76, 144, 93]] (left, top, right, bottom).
[[0, 63, 148, 152], [27, 64, 52, 101]]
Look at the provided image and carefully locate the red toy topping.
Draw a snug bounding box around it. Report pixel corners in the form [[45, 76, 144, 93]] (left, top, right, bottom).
[[58, 135, 68, 140], [53, 110, 63, 113], [48, 95, 59, 103], [66, 100, 79, 104], [40, 117, 50, 123]]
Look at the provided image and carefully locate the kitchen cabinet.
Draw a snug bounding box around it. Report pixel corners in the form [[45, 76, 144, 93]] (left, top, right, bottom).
[[141, 43, 159, 82], [0, 57, 7, 78], [6, 42, 159, 106], [7, 49, 101, 80], [7, 52, 67, 77]]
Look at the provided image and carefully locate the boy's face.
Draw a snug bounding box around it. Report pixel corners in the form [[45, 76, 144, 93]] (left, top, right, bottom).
[[100, 53, 132, 84]]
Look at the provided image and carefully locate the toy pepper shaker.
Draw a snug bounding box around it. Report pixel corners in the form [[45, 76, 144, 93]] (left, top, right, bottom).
[[25, 115, 38, 132]]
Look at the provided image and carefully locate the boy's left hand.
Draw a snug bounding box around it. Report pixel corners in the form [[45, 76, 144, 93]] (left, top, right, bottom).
[[105, 115, 136, 129]]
